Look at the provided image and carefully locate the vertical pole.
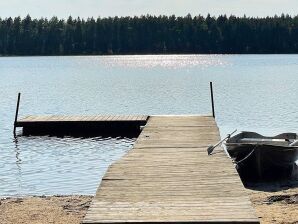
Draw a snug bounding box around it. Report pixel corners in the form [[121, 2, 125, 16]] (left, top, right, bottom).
[[210, 82, 215, 118], [14, 93, 21, 134]]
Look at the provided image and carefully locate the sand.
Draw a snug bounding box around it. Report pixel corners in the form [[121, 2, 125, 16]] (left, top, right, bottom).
[[0, 187, 297, 224], [250, 189, 298, 224], [248, 184, 298, 224], [0, 195, 93, 224]]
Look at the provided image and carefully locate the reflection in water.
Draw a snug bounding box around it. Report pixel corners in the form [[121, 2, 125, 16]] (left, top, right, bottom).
[[13, 135, 23, 194], [13, 136, 22, 166]]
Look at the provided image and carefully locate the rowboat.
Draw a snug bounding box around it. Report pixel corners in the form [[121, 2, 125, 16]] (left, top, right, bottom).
[[225, 132, 298, 180]]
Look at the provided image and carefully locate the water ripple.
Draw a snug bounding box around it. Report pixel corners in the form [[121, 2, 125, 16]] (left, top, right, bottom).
[[0, 136, 134, 197]]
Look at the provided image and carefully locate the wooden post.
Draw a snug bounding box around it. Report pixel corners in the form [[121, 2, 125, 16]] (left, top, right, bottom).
[[14, 93, 21, 134], [210, 82, 215, 118]]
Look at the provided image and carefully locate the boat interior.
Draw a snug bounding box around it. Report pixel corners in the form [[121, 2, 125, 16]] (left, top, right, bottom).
[[227, 132, 298, 146]]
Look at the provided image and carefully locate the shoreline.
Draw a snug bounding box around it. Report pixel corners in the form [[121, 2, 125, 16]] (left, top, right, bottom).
[[1, 53, 298, 58], [0, 187, 297, 224]]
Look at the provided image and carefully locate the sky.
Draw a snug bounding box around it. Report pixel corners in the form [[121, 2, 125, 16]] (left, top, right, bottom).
[[0, 0, 298, 19]]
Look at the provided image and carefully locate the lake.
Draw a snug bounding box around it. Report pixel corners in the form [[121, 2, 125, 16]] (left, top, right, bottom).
[[0, 55, 298, 197]]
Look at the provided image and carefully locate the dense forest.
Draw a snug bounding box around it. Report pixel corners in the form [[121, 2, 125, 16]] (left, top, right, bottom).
[[0, 14, 298, 55]]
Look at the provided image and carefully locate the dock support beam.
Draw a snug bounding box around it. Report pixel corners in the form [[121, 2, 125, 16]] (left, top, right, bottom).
[[13, 93, 21, 134], [210, 82, 215, 118]]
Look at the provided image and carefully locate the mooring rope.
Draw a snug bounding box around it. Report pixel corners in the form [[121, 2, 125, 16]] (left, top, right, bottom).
[[234, 145, 257, 165]]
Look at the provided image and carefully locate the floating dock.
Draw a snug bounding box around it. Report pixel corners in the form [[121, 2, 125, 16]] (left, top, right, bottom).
[[80, 115, 259, 224], [16, 115, 148, 136]]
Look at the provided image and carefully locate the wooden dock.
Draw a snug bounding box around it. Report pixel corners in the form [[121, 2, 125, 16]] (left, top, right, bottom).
[[82, 115, 259, 224], [16, 115, 148, 136]]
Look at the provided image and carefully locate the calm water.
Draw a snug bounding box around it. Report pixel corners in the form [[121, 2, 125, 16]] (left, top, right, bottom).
[[1, 55, 298, 197]]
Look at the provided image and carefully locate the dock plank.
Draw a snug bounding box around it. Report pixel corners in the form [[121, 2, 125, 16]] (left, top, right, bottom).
[[18, 115, 149, 122], [16, 115, 148, 124], [82, 115, 259, 224]]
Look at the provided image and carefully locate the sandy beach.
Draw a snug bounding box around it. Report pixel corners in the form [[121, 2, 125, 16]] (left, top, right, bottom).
[[0, 186, 297, 224], [0, 195, 93, 224], [249, 187, 298, 224]]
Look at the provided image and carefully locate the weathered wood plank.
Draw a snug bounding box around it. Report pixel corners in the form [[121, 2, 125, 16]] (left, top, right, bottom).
[[82, 116, 259, 224], [17, 115, 149, 123]]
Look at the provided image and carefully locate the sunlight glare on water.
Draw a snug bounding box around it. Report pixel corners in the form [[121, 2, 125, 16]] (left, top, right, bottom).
[[91, 55, 231, 69]]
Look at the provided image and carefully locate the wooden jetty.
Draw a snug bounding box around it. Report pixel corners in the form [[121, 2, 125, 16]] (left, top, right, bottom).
[[82, 115, 259, 224], [13, 85, 258, 223], [16, 115, 148, 136]]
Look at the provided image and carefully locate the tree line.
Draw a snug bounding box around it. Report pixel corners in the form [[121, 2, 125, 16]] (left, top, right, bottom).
[[0, 14, 298, 55]]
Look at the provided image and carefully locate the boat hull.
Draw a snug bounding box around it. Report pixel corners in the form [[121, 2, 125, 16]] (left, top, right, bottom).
[[226, 143, 298, 180]]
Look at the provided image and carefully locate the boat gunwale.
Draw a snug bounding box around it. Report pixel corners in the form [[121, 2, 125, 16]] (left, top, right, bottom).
[[227, 132, 298, 140], [225, 142, 298, 150], [226, 131, 298, 147]]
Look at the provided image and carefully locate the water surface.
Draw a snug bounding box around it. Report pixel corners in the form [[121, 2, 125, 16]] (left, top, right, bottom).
[[0, 55, 298, 196]]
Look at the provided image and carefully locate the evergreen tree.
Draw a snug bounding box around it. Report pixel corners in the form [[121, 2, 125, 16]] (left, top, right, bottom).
[[0, 14, 298, 55]]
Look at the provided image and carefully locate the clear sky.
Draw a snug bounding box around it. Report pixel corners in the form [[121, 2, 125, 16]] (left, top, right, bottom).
[[0, 0, 297, 19]]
